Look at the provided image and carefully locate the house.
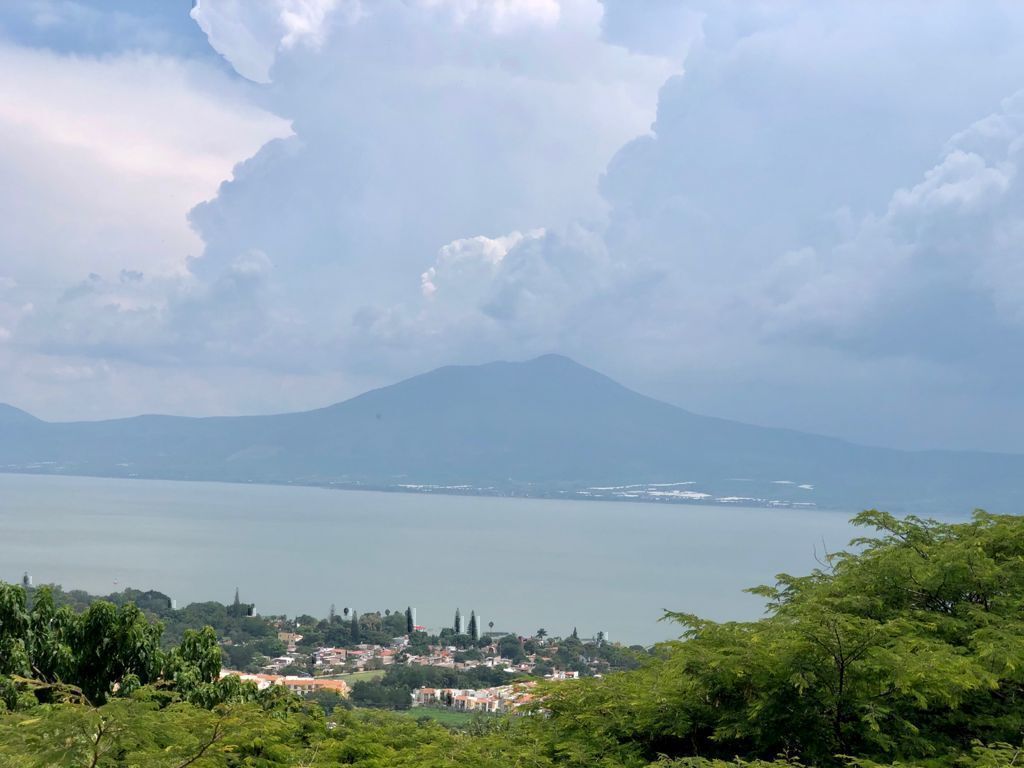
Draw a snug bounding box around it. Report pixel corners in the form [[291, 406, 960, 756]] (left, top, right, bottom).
[[221, 670, 349, 698], [281, 676, 349, 696], [547, 669, 580, 680]]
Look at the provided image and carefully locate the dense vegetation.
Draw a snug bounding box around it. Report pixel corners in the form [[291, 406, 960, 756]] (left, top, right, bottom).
[[349, 664, 517, 710], [0, 510, 1022, 766], [33, 584, 287, 668]]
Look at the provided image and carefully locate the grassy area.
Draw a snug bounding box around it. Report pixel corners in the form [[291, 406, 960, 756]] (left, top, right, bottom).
[[392, 708, 491, 727]]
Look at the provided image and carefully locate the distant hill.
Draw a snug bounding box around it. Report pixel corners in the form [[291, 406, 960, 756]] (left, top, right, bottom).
[[1, 354, 1021, 513]]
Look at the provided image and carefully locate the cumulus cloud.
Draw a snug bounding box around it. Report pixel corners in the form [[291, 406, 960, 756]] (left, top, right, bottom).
[[7, 0, 1024, 453], [0, 41, 289, 287], [0, 33, 289, 414], [193, 0, 572, 85], [178, 0, 677, 372], [421, 229, 545, 298], [341, 0, 1024, 450], [760, 91, 1024, 361], [190, 0, 356, 83], [417, 0, 561, 32]]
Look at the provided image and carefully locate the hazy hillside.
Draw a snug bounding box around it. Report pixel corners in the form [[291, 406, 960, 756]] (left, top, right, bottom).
[[1, 355, 1021, 513]]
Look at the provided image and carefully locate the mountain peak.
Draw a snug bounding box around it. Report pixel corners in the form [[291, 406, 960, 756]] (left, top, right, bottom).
[[1, 360, 1021, 513], [525, 353, 579, 366]]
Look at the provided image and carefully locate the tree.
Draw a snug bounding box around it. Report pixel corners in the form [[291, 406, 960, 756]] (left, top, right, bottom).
[[538, 510, 1024, 767], [498, 635, 526, 664], [536, 628, 548, 640], [454, 608, 462, 635], [69, 600, 165, 704], [405, 607, 414, 634], [467, 611, 477, 640], [350, 610, 360, 643], [163, 627, 222, 704], [0, 582, 31, 679]]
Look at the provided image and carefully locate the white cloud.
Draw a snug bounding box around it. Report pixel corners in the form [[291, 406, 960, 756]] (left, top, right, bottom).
[[193, 0, 568, 86], [0, 42, 290, 287], [8, 0, 1024, 454], [421, 229, 544, 297], [0, 39, 290, 411], [182, 0, 678, 373], [760, 90, 1024, 355], [416, 0, 561, 32], [191, 0, 361, 83]]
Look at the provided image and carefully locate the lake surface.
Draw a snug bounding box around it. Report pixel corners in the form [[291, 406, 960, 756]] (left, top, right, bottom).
[[1, 473, 871, 644]]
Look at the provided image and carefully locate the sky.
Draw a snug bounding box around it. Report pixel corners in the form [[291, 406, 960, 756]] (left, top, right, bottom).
[[2, 0, 1024, 453]]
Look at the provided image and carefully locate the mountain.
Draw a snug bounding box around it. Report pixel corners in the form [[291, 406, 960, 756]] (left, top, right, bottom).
[[1, 354, 1021, 513]]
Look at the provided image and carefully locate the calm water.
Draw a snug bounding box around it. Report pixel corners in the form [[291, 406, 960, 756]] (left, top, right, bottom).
[[0, 473, 865, 644]]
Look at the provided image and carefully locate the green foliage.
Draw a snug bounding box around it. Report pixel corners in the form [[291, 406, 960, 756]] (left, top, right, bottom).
[[0, 698, 325, 767], [499, 634, 527, 663], [537, 510, 1024, 766], [0, 585, 166, 706]]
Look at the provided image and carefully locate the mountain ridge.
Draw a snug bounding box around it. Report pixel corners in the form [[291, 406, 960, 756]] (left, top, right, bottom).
[[1, 355, 1021, 513]]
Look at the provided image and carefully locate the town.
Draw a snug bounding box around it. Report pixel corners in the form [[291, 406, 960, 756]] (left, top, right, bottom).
[[224, 605, 621, 714], [20, 580, 643, 716]]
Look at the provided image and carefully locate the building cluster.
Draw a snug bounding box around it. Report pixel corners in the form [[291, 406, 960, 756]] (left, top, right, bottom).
[[413, 682, 539, 714], [264, 642, 402, 674], [314, 644, 399, 672]]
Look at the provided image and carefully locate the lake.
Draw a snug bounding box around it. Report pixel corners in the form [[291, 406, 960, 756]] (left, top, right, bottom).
[[0, 473, 870, 644]]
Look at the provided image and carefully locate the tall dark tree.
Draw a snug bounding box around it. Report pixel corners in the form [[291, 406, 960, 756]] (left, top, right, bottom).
[[454, 608, 462, 634], [467, 611, 477, 640], [350, 610, 360, 643], [405, 607, 414, 634]]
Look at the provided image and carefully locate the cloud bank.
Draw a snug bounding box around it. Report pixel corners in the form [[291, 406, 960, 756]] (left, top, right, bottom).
[[3, 0, 1024, 453]]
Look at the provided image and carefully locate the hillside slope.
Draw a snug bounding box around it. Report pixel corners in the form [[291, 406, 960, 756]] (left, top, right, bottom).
[[1, 355, 1020, 512]]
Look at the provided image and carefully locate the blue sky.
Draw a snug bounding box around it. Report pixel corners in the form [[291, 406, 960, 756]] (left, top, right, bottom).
[[2, 0, 1024, 453]]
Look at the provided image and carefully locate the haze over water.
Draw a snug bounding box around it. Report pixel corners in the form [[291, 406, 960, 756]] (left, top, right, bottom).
[[1, 473, 870, 644]]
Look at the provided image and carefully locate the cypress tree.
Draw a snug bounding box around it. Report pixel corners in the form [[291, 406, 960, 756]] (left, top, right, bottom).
[[351, 610, 360, 642], [405, 606, 414, 634]]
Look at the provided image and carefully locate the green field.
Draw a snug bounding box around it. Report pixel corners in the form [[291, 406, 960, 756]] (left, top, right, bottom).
[[325, 669, 387, 684]]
